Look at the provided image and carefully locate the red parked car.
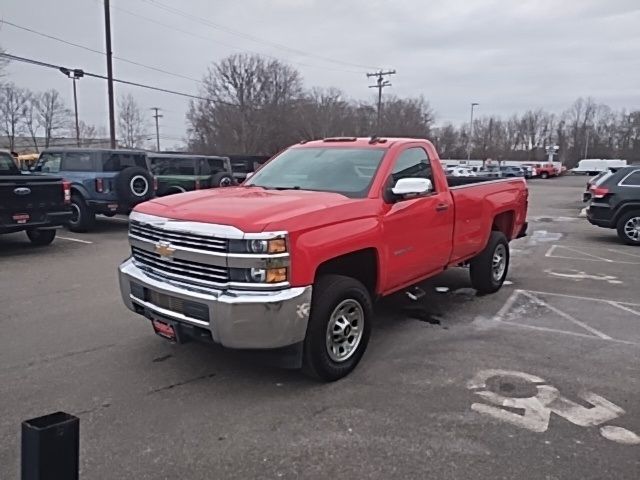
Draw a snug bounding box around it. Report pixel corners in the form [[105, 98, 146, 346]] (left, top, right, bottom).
[[119, 137, 528, 380]]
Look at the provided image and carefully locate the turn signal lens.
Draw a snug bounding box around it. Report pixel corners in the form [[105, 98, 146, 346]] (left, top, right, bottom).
[[268, 239, 287, 253], [266, 268, 287, 283]]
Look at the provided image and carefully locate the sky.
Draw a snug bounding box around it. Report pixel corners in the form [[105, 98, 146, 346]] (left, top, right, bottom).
[[1, 0, 639, 149]]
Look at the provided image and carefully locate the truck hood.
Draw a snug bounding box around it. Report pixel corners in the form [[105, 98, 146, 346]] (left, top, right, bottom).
[[135, 187, 366, 232]]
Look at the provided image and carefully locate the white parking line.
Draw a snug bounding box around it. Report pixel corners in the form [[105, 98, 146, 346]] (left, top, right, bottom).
[[57, 236, 93, 244], [544, 245, 640, 265], [519, 290, 612, 339], [525, 289, 640, 307]]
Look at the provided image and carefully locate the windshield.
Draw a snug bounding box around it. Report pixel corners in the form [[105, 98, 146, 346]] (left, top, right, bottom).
[[0, 152, 20, 174], [246, 147, 386, 198]]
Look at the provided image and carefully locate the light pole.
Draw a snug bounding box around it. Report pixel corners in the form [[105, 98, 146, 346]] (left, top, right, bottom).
[[467, 102, 479, 161], [60, 68, 84, 147]]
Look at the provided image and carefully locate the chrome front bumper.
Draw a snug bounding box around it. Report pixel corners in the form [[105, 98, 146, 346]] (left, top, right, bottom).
[[118, 258, 312, 349]]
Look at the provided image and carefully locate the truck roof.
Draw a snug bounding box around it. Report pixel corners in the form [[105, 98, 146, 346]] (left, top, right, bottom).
[[296, 137, 434, 149]]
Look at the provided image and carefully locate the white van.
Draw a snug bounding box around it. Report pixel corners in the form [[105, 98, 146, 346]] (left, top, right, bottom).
[[572, 159, 627, 175]]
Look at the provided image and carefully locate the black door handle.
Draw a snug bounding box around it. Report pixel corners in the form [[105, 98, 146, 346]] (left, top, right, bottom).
[[435, 203, 449, 212]]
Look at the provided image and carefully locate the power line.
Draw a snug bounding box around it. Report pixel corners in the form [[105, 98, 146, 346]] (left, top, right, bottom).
[[139, 0, 380, 71], [106, 2, 364, 75], [0, 19, 202, 84], [0, 52, 242, 107]]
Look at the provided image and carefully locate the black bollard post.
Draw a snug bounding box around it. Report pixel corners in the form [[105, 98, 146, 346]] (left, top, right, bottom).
[[22, 412, 79, 480]]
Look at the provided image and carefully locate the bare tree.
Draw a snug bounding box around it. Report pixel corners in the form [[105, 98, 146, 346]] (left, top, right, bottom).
[[0, 83, 29, 151], [117, 93, 147, 148], [37, 90, 70, 148], [24, 92, 41, 152], [188, 53, 303, 155], [77, 121, 98, 147]]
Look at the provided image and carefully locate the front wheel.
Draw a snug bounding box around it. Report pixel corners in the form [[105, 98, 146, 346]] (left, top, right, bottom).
[[26, 229, 56, 246], [470, 231, 510, 294], [302, 275, 372, 382], [540, 172, 549, 179], [616, 211, 640, 246]]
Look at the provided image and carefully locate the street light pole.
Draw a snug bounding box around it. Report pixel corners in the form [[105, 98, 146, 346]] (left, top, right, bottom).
[[72, 77, 80, 147], [60, 68, 84, 147], [467, 102, 479, 161]]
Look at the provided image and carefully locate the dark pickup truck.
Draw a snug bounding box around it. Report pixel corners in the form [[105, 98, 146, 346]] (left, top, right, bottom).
[[0, 150, 72, 245]]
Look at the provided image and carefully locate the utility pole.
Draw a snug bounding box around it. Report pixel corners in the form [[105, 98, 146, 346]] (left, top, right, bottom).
[[151, 107, 163, 152], [104, 0, 116, 148], [367, 69, 396, 133], [584, 128, 590, 159], [59, 68, 84, 147], [467, 102, 479, 161]]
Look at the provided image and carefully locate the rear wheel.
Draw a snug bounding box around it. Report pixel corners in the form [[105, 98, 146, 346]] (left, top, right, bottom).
[[26, 229, 56, 246], [540, 172, 549, 179], [302, 275, 372, 382], [470, 231, 510, 294], [616, 211, 640, 246], [68, 194, 95, 233]]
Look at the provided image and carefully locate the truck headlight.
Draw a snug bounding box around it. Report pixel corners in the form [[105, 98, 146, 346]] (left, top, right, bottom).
[[229, 238, 287, 254], [230, 267, 288, 284]]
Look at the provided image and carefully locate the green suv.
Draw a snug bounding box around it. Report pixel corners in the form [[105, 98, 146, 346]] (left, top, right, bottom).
[[149, 154, 235, 196]]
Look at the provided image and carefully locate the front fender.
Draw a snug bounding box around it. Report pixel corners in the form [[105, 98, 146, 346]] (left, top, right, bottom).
[[289, 217, 380, 286]]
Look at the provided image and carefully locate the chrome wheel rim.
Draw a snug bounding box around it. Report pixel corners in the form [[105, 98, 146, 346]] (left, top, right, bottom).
[[130, 175, 149, 197], [219, 177, 232, 187], [492, 244, 507, 282], [624, 217, 640, 242], [326, 299, 364, 363], [70, 203, 80, 224]]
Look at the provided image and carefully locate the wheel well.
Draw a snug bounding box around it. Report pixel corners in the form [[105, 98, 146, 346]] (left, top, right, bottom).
[[614, 205, 640, 224], [315, 249, 378, 295], [492, 211, 515, 238]]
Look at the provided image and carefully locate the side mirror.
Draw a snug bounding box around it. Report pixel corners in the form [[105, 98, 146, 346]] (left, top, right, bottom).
[[391, 177, 433, 197]]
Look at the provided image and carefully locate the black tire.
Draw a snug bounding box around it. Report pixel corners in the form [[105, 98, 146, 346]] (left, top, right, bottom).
[[470, 231, 510, 294], [211, 172, 234, 187], [616, 211, 640, 246], [540, 172, 549, 179], [26, 229, 56, 246], [68, 194, 95, 233], [115, 167, 154, 204], [302, 275, 372, 382]]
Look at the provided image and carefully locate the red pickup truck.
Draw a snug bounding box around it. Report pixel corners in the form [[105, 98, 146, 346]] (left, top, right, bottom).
[[119, 138, 528, 380]]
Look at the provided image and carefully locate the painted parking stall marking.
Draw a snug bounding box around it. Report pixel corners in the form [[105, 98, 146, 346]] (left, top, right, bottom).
[[468, 369, 640, 445], [492, 289, 640, 346]]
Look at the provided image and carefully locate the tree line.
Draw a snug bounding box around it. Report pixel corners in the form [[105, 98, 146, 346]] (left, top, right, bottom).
[[188, 54, 640, 167], [0, 84, 148, 151]]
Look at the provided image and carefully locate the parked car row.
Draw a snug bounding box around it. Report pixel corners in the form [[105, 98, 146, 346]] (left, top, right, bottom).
[[3, 148, 243, 235]]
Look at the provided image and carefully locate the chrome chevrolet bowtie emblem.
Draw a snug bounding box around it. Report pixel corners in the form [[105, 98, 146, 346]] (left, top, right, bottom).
[[154, 241, 176, 259]]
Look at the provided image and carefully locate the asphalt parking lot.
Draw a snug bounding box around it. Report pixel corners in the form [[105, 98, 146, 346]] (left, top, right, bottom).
[[1, 175, 639, 479]]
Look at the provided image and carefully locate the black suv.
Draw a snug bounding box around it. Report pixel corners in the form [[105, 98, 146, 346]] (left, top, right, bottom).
[[587, 166, 640, 245], [34, 149, 154, 232]]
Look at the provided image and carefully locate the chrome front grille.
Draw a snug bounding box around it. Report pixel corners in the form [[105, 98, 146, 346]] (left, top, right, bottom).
[[132, 246, 229, 287], [129, 220, 228, 253]]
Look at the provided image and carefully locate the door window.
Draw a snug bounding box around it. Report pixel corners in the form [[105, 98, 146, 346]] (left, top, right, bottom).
[[620, 170, 640, 186], [390, 147, 435, 190], [62, 152, 94, 171], [37, 153, 63, 173]]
